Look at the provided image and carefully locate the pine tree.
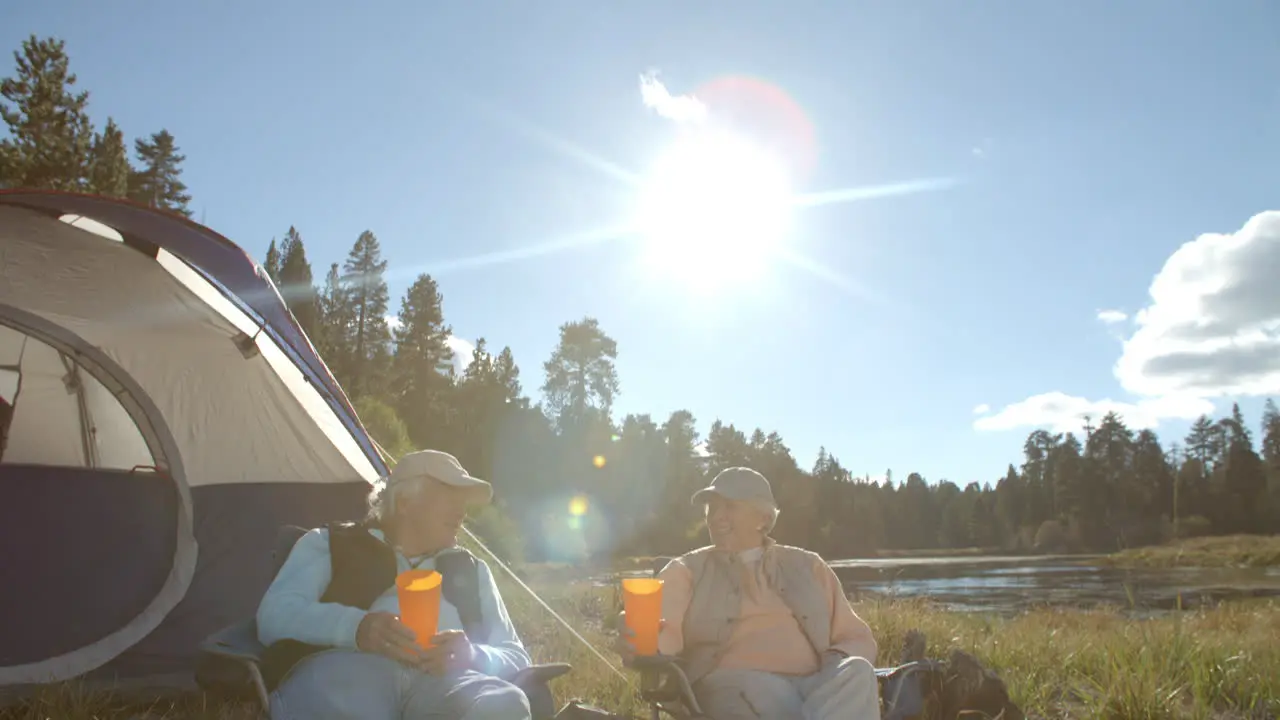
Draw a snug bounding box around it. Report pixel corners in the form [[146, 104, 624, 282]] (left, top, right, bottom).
[[1260, 399, 1280, 474], [390, 273, 454, 445], [0, 35, 94, 190], [1219, 402, 1268, 533], [342, 231, 392, 399], [263, 239, 283, 285], [541, 316, 620, 431], [87, 117, 131, 197], [129, 129, 192, 216], [493, 346, 523, 404], [278, 227, 320, 341], [316, 262, 355, 383]]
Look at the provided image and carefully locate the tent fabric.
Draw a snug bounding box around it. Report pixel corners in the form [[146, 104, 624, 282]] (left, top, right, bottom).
[[0, 307, 197, 686], [0, 205, 380, 487], [0, 464, 178, 667], [0, 191, 383, 473], [0, 193, 386, 689], [0, 324, 154, 469]]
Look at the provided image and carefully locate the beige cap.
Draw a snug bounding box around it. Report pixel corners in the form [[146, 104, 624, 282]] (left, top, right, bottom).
[[388, 449, 493, 505], [691, 467, 777, 509]]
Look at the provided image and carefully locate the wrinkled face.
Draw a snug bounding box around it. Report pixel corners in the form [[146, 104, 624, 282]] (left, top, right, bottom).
[[705, 493, 770, 551], [395, 476, 471, 550]]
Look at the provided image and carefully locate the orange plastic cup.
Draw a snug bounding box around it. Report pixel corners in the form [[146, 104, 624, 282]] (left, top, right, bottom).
[[621, 577, 664, 656], [396, 569, 442, 648]]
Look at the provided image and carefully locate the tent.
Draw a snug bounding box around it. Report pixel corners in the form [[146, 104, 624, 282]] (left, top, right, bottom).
[[0, 191, 386, 692]]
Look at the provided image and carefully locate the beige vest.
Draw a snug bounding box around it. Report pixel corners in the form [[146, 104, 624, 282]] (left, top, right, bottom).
[[676, 540, 834, 685]]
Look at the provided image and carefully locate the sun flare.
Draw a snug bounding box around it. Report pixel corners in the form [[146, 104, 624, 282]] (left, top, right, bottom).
[[633, 130, 794, 286]]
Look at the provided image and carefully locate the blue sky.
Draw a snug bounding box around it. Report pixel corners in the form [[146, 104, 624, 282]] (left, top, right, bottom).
[[6, 2, 1280, 486]]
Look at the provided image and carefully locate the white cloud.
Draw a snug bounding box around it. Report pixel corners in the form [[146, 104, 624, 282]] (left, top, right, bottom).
[[1116, 210, 1280, 398], [978, 210, 1280, 433], [1097, 309, 1128, 324], [974, 391, 1213, 433], [445, 336, 477, 377], [973, 403, 990, 415], [639, 71, 708, 124]]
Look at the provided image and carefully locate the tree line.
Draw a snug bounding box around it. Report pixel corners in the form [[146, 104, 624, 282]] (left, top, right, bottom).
[[4, 35, 1280, 564], [0, 35, 191, 213]]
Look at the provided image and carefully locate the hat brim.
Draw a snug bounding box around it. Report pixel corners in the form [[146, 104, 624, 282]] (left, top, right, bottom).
[[691, 487, 722, 506], [691, 486, 777, 511], [445, 475, 494, 505], [399, 472, 493, 506]]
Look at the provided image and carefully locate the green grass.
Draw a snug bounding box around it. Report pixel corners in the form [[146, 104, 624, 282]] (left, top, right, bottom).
[[5, 566, 1279, 719], [513, 579, 1280, 719], [1103, 534, 1280, 569], [861, 595, 1279, 719]]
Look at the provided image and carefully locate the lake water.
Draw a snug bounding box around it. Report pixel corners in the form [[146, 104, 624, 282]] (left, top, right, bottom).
[[831, 555, 1280, 615]]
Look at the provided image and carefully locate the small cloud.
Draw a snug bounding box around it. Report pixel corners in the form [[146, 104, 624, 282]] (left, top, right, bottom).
[[974, 391, 1212, 433], [1097, 309, 1128, 325], [445, 335, 477, 377], [386, 315, 402, 330], [639, 71, 708, 124], [973, 403, 991, 415], [977, 210, 1280, 436]]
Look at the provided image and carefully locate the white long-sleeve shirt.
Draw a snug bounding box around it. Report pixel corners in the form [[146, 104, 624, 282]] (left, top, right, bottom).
[[255, 526, 532, 678]]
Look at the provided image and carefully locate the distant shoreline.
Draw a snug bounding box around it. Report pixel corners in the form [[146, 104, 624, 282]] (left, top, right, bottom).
[[1099, 534, 1280, 569]]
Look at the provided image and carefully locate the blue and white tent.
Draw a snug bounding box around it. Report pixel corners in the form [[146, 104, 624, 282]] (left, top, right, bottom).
[[0, 191, 384, 689]]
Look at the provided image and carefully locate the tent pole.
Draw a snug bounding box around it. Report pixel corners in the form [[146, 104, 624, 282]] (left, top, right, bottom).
[[60, 353, 98, 468]]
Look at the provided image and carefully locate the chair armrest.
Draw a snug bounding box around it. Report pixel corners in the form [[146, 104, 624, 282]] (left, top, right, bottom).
[[629, 654, 680, 672], [511, 661, 572, 688], [195, 619, 271, 710], [876, 660, 943, 720], [510, 663, 572, 720], [630, 655, 703, 716], [198, 618, 266, 663]]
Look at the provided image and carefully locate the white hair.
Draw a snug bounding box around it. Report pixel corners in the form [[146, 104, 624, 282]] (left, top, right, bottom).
[[758, 503, 781, 534], [365, 475, 430, 524]]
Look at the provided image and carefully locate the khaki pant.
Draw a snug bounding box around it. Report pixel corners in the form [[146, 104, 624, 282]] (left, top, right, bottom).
[[693, 655, 880, 719]]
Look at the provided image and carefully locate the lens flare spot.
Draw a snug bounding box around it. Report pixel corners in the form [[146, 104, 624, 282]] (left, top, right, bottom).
[[569, 495, 589, 516], [592, 454, 607, 469]]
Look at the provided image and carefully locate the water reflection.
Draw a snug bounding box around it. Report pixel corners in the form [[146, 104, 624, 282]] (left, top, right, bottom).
[[832, 555, 1280, 615]]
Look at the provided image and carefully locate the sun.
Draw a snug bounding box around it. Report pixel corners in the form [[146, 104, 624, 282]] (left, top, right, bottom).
[[633, 130, 794, 286]]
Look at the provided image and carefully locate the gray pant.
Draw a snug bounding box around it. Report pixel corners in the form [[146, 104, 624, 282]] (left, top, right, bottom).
[[269, 649, 531, 720], [693, 656, 880, 719]]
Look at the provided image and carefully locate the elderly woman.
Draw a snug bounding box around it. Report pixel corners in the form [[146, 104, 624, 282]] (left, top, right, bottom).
[[255, 449, 533, 720], [618, 467, 881, 719]]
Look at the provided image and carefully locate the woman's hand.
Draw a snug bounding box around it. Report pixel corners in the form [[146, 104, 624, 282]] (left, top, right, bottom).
[[418, 629, 479, 676], [611, 610, 666, 666], [356, 612, 426, 666]]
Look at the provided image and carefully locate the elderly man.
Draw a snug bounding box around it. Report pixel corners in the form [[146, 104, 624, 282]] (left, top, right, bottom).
[[255, 449, 533, 720], [618, 467, 881, 719]]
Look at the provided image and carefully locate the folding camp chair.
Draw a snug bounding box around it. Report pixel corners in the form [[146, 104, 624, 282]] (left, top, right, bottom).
[[633, 654, 938, 720], [630, 558, 937, 720], [195, 525, 572, 719]]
